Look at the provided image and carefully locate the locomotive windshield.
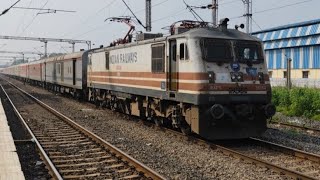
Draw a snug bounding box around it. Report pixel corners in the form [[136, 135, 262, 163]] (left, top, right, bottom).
[[200, 39, 233, 62], [235, 41, 263, 63]]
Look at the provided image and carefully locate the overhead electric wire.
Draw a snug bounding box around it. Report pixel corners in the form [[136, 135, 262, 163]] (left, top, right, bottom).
[[0, 0, 22, 50], [121, 0, 146, 29], [230, 0, 314, 19], [183, 0, 204, 22], [12, 7, 76, 13], [60, 0, 117, 38], [152, 8, 187, 23], [251, 17, 262, 31], [72, 0, 173, 39], [72, 0, 171, 39], [254, 0, 313, 14], [15, 0, 33, 34], [72, 24, 107, 39], [20, 0, 50, 35], [0, 0, 21, 16], [134, 0, 169, 14], [220, 0, 239, 5]]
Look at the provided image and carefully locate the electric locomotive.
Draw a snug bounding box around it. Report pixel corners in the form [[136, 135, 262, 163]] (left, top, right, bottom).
[[87, 18, 276, 140]]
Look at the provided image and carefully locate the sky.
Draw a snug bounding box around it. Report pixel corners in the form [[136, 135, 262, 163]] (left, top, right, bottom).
[[0, 0, 319, 65]]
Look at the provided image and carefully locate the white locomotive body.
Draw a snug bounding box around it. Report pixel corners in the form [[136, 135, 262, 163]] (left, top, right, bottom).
[[87, 26, 275, 139]]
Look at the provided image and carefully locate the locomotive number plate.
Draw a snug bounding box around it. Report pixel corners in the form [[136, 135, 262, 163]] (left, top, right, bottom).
[[228, 86, 248, 94]]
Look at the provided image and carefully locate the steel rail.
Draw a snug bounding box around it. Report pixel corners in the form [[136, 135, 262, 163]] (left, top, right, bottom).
[[4, 79, 166, 180], [0, 84, 63, 180], [2, 76, 317, 180], [214, 143, 317, 180], [270, 121, 320, 133], [249, 137, 320, 163], [158, 127, 317, 180]]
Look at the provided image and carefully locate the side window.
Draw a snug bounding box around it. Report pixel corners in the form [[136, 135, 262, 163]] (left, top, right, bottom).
[[185, 44, 189, 60], [180, 43, 185, 60], [88, 54, 92, 65], [152, 44, 165, 73], [56, 63, 61, 74], [172, 44, 177, 61], [179, 43, 189, 60], [302, 71, 309, 78], [105, 52, 110, 70]]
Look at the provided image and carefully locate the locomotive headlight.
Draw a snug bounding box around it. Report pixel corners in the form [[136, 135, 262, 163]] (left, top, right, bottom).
[[231, 72, 243, 82], [258, 72, 265, 83], [236, 72, 243, 82], [208, 71, 215, 83]]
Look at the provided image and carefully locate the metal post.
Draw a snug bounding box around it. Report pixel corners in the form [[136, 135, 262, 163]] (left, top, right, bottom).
[[146, 0, 152, 32], [212, 0, 218, 26], [246, 1, 250, 33], [22, 53, 25, 63], [287, 58, 292, 89], [243, 0, 252, 33], [71, 42, 75, 53], [44, 41, 48, 57], [87, 41, 91, 50]]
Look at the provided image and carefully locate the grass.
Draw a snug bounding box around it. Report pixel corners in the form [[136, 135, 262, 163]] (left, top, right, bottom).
[[272, 87, 320, 121]]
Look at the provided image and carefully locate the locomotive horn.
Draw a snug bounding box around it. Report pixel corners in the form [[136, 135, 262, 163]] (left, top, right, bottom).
[[219, 18, 229, 31]]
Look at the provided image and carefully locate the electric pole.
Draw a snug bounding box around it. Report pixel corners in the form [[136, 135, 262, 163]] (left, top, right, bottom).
[[287, 58, 292, 89], [242, 0, 252, 33], [146, 0, 152, 32], [212, 0, 218, 26]]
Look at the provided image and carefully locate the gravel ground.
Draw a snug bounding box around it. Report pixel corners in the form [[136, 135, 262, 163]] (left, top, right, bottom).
[[4, 83, 147, 179], [260, 127, 320, 155], [0, 84, 50, 180], [222, 139, 320, 179], [1, 77, 291, 179], [272, 112, 320, 129], [258, 112, 320, 156]]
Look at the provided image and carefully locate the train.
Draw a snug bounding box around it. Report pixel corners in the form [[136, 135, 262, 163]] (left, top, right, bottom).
[[0, 19, 276, 140]]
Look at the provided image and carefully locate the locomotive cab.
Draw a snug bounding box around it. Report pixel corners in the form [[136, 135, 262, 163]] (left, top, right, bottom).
[[86, 19, 275, 140], [171, 26, 275, 139]]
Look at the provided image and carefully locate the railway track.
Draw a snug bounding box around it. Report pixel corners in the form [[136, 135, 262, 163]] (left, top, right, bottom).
[[3, 77, 320, 179], [270, 121, 320, 135], [219, 138, 320, 180], [160, 128, 320, 179], [0, 79, 165, 179]]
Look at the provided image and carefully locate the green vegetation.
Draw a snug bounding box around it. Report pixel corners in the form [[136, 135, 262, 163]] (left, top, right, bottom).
[[272, 87, 320, 121]]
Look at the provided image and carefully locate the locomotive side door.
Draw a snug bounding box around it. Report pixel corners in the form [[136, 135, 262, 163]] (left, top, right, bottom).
[[61, 62, 64, 82], [169, 39, 178, 91], [72, 58, 76, 85]]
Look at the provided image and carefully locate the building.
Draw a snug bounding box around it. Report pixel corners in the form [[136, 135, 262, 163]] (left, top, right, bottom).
[[252, 19, 320, 88]]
